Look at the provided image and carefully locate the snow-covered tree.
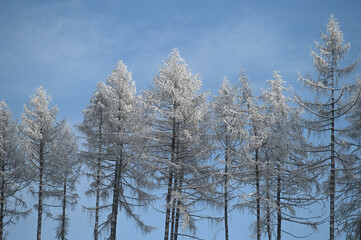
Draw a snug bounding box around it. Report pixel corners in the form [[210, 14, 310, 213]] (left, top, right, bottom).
[[78, 82, 112, 240], [261, 72, 321, 240], [79, 62, 155, 240], [47, 124, 80, 240], [0, 100, 30, 240], [20, 87, 64, 240], [104, 61, 155, 240], [295, 15, 361, 240], [229, 71, 270, 240], [144, 49, 211, 240], [211, 78, 239, 240]]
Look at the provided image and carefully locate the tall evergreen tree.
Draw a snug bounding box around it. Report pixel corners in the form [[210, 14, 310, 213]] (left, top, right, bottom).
[[0, 100, 30, 240], [104, 61, 155, 240], [261, 72, 321, 240], [47, 124, 80, 240], [79, 62, 155, 240], [20, 87, 64, 240], [295, 15, 360, 240], [144, 49, 211, 240], [78, 82, 111, 240], [211, 78, 239, 240]]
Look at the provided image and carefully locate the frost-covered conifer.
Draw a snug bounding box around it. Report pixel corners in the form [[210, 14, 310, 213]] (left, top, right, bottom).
[[104, 61, 155, 240], [78, 82, 112, 240], [0, 100, 30, 240], [261, 72, 321, 240], [46, 124, 79, 240], [229, 71, 269, 240], [295, 15, 361, 240], [79, 62, 155, 240], [144, 49, 211, 240], [211, 78, 239, 240], [20, 87, 64, 240]]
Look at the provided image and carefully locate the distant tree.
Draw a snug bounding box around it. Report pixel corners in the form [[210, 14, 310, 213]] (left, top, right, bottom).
[[295, 15, 361, 240], [0, 100, 30, 240], [20, 87, 64, 240], [144, 49, 211, 240]]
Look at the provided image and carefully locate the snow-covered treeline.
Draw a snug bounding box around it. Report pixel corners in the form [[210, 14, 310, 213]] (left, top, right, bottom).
[[1, 15, 361, 240]]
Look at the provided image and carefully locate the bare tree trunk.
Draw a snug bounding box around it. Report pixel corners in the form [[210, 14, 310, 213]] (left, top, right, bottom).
[[94, 121, 104, 240], [164, 171, 173, 240], [224, 136, 229, 240], [255, 148, 261, 240], [330, 62, 335, 240], [109, 150, 122, 240], [266, 177, 271, 240], [164, 120, 177, 240], [0, 154, 5, 240], [37, 140, 44, 240], [173, 173, 183, 240], [276, 170, 281, 240], [94, 159, 100, 240], [170, 172, 178, 240], [60, 176, 67, 240]]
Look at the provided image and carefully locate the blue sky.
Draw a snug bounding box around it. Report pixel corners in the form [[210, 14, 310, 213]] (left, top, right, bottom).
[[1, 0, 361, 239]]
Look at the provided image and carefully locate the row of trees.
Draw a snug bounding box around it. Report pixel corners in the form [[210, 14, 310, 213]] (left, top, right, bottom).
[[1, 15, 361, 240]]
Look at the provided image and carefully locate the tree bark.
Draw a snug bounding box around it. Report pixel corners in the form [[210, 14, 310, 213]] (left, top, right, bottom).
[[164, 119, 177, 240], [37, 140, 44, 240], [224, 136, 229, 240], [109, 149, 122, 240], [0, 150, 5, 240], [266, 177, 271, 240], [60, 176, 67, 240], [255, 148, 261, 240], [276, 170, 281, 240], [173, 173, 183, 240], [330, 60, 335, 240]]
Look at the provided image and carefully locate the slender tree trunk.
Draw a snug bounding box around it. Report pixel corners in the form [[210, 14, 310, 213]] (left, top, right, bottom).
[[224, 136, 229, 240], [170, 172, 178, 240], [94, 120, 103, 240], [266, 177, 271, 240], [164, 120, 177, 240], [255, 148, 261, 240], [94, 158, 100, 240], [276, 170, 281, 240], [164, 171, 173, 240], [174, 172, 183, 240], [37, 140, 44, 240], [0, 154, 5, 240], [109, 148, 122, 240], [60, 176, 67, 240], [330, 62, 335, 240]]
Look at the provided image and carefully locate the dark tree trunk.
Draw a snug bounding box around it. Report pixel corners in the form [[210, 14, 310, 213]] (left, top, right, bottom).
[[60, 176, 67, 240], [224, 136, 229, 240], [330, 60, 335, 240], [170, 172, 178, 240], [109, 148, 122, 240], [276, 171, 281, 240], [164, 119, 177, 240], [266, 177, 271, 240], [173, 174, 183, 240], [0, 153, 5, 240], [255, 149, 261, 240], [37, 140, 44, 240]]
